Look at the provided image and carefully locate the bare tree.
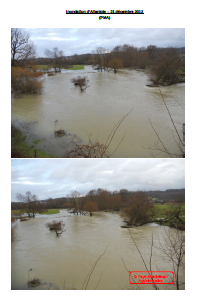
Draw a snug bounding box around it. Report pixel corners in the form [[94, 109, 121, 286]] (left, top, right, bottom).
[[16, 191, 45, 217], [148, 88, 185, 158], [153, 229, 185, 289], [122, 228, 185, 290], [93, 47, 107, 71], [44, 47, 65, 72], [11, 28, 36, 66], [69, 190, 82, 215]]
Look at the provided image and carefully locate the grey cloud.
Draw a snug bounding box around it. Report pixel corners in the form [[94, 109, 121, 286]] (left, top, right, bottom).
[[11, 159, 185, 201], [21, 28, 185, 57]]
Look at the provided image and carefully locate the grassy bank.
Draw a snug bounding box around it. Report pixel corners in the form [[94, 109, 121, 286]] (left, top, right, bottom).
[[153, 204, 185, 216], [11, 125, 56, 158], [26, 65, 84, 71], [152, 204, 185, 229], [11, 209, 60, 215], [66, 65, 84, 70], [41, 209, 60, 215]]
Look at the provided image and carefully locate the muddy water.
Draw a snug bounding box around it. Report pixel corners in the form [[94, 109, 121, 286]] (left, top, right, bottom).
[[11, 210, 185, 290], [11, 66, 185, 157]]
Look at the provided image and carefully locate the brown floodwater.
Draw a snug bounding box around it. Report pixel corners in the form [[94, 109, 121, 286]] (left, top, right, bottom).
[[11, 210, 185, 290], [11, 66, 185, 157]]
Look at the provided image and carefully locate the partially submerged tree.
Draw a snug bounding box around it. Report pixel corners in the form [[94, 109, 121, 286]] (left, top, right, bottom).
[[123, 191, 153, 226], [150, 47, 184, 85], [44, 47, 65, 72], [46, 220, 66, 236], [154, 203, 185, 229], [71, 76, 89, 91], [109, 57, 123, 73], [84, 201, 98, 216]]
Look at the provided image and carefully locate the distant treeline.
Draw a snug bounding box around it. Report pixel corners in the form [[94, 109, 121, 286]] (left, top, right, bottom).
[[23, 44, 185, 85], [11, 188, 185, 211], [26, 45, 185, 69]]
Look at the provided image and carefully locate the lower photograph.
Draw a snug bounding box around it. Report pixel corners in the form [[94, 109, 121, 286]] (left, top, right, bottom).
[[11, 158, 185, 290]]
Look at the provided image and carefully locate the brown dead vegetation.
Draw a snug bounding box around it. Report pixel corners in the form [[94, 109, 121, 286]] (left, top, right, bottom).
[[46, 220, 66, 236], [11, 67, 43, 94]]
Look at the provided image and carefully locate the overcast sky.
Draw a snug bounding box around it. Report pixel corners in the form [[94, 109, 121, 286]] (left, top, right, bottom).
[[22, 28, 185, 57], [11, 159, 185, 201]]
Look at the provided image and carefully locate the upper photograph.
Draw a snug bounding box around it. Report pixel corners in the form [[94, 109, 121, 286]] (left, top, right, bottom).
[[11, 28, 185, 158]]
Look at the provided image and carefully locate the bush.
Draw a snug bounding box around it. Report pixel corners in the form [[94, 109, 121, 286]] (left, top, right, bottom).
[[71, 76, 89, 91], [11, 67, 43, 94], [46, 220, 65, 236]]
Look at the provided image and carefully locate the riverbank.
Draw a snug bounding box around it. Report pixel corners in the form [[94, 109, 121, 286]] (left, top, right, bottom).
[[146, 80, 185, 88], [11, 125, 55, 158], [11, 121, 83, 158], [120, 203, 185, 230]]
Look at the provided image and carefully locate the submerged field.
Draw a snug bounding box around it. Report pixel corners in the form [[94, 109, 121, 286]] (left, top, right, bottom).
[[11, 66, 185, 158], [11, 209, 185, 290]]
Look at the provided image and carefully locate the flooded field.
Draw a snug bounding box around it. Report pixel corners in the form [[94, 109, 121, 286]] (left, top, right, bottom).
[[11, 66, 185, 157], [11, 210, 185, 290]]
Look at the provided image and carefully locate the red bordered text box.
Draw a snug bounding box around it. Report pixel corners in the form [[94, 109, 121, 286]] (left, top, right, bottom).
[[129, 271, 174, 284]]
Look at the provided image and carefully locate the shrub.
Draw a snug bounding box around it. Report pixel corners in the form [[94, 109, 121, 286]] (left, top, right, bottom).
[[71, 76, 89, 91], [46, 220, 65, 236], [11, 67, 43, 94]]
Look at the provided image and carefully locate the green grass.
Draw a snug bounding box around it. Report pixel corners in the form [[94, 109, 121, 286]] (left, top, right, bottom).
[[66, 65, 84, 70], [26, 64, 84, 71], [11, 210, 23, 215], [151, 204, 185, 229], [153, 204, 185, 217], [36, 65, 51, 70], [12, 209, 60, 215], [33, 139, 42, 144], [41, 209, 60, 215], [11, 125, 56, 158]]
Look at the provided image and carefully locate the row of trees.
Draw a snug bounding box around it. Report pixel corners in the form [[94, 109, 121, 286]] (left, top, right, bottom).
[[12, 188, 185, 211], [59, 190, 185, 227], [90, 45, 185, 83], [12, 189, 184, 229]]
